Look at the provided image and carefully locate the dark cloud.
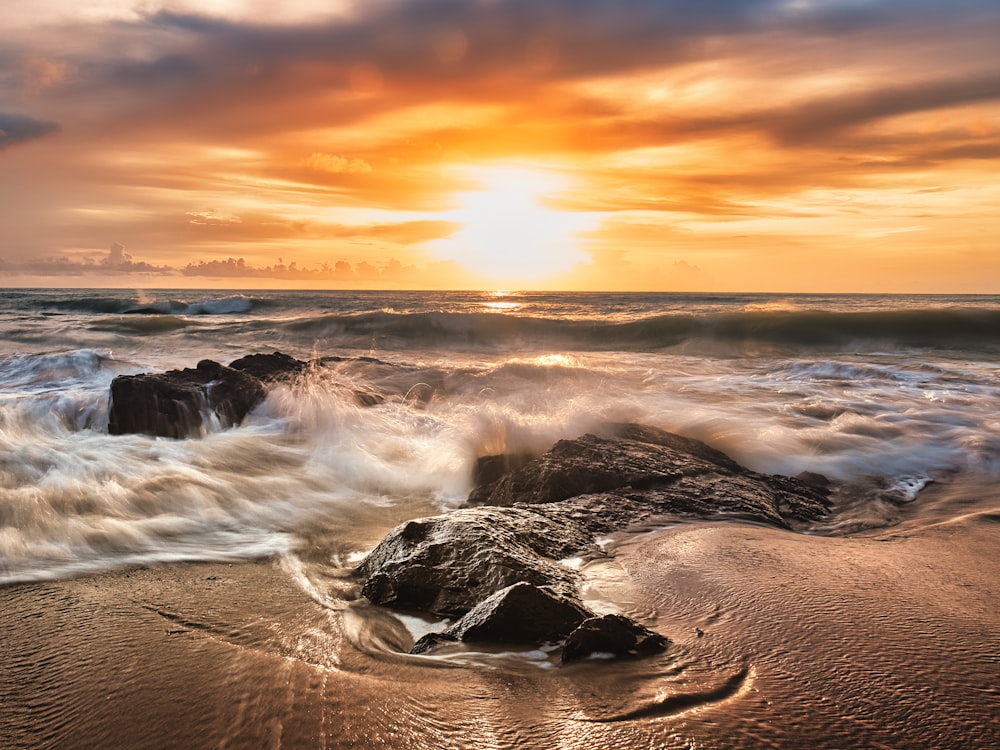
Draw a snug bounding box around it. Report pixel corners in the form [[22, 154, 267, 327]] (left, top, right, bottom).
[[0, 112, 60, 150], [46, 0, 992, 139], [770, 74, 1000, 145]]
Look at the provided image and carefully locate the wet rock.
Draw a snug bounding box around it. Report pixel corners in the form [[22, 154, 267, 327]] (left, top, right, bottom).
[[353, 390, 384, 407], [472, 452, 536, 489], [469, 423, 743, 506], [228, 351, 308, 381], [796, 470, 831, 489], [409, 632, 458, 655], [442, 582, 593, 645], [358, 506, 594, 618], [230, 351, 385, 407], [108, 360, 266, 439], [469, 423, 831, 527], [561, 614, 669, 664], [361, 423, 832, 660]]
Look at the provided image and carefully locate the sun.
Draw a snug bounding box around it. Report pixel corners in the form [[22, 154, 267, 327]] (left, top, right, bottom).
[[429, 167, 595, 284]]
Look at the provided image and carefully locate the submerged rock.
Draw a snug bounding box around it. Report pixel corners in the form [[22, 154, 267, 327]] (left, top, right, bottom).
[[561, 614, 670, 663], [108, 359, 266, 439]]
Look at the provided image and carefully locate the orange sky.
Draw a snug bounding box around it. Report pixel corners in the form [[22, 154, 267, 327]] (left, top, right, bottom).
[[1, 0, 999, 291]]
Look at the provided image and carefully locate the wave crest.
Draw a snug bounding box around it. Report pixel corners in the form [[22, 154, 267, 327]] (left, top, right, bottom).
[[277, 308, 1000, 353], [49, 294, 256, 316]]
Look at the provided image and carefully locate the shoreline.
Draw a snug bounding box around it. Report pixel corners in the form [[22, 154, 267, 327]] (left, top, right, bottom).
[[2, 477, 998, 749]]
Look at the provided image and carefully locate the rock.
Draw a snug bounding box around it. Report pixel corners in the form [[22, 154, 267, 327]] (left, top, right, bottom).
[[469, 422, 831, 527], [353, 389, 384, 407], [230, 351, 384, 407], [358, 506, 594, 618], [796, 470, 831, 489], [360, 423, 833, 661], [442, 582, 592, 646], [228, 351, 308, 381], [561, 614, 669, 663], [409, 632, 458, 655], [108, 359, 266, 438], [469, 423, 742, 506], [472, 452, 536, 488]]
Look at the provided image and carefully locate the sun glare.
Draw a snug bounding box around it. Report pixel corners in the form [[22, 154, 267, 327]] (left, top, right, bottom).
[[430, 167, 595, 284]]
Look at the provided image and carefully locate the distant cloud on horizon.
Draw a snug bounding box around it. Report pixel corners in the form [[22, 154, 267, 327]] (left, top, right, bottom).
[[0, 243, 463, 286]]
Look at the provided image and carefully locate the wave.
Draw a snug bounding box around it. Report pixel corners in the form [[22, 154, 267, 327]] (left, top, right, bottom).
[[88, 315, 196, 334], [48, 294, 256, 316], [0, 349, 115, 390], [278, 307, 1000, 353]]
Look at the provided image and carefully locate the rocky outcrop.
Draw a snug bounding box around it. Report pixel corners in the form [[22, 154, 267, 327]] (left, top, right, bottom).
[[107, 350, 390, 439], [470, 422, 830, 525], [359, 423, 831, 660], [410, 583, 593, 652], [228, 351, 308, 381], [108, 359, 267, 439], [358, 506, 593, 617], [561, 614, 669, 664]]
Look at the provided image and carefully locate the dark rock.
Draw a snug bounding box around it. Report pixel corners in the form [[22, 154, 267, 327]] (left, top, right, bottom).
[[796, 470, 831, 489], [472, 452, 536, 488], [469, 423, 743, 506], [353, 390, 384, 407], [443, 582, 592, 645], [360, 423, 833, 661], [409, 632, 458, 655], [229, 351, 385, 407], [108, 360, 266, 439], [358, 506, 594, 618], [469, 423, 831, 527], [228, 351, 308, 382], [561, 614, 669, 663]]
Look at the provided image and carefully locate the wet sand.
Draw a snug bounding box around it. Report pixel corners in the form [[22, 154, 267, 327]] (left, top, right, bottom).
[[2, 479, 999, 749]]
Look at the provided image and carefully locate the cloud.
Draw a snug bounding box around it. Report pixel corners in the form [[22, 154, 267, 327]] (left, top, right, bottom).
[[768, 74, 1000, 146], [0, 243, 170, 276], [2, 0, 999, 291], [303, 153, 373, 173], [185, 210, 243, 225], [19, 55, 75, 95], [0, 112, 60, 150]]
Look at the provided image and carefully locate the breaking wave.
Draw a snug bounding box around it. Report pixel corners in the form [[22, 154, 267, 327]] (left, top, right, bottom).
[[47, 294, 257, 316], [277, 307, 1000, 353]]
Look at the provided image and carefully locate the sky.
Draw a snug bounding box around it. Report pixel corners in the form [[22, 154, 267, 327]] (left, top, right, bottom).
[[1, 0, 999, 291]]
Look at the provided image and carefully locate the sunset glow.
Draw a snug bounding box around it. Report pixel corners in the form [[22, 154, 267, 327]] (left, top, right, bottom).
[[430, 167, 596, 283], [1, 1, 999, 291]]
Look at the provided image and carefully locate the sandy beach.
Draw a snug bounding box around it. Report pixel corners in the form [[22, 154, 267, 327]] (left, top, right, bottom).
[[3, 476, 998, 749]]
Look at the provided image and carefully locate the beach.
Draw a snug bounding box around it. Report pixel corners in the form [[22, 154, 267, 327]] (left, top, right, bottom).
[[3, 476, 998, 748]]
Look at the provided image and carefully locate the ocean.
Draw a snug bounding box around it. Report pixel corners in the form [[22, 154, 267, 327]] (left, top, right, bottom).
[[2, 288, 999, 749], [2, 288, 999, 582]]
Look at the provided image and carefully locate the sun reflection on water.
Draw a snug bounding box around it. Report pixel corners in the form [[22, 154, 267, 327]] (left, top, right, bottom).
[[482, 290, 523, 313]]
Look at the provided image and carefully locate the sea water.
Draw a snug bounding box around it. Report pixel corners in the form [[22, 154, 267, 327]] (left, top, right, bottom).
[[2, 288, 999, 584]]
